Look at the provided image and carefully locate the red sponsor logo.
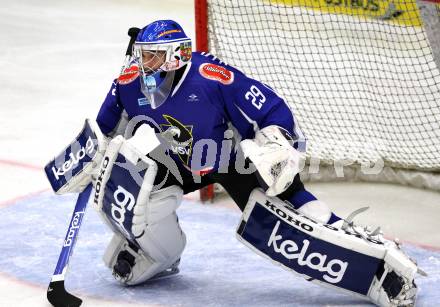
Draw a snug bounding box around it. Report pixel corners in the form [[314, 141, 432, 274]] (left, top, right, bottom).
[[199, 63, 234, 85], [183, 164, 214, 176], [118, 65, 139, 85]]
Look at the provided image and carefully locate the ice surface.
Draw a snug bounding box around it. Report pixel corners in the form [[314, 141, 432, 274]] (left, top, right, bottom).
[[0, 193, 439, 307]]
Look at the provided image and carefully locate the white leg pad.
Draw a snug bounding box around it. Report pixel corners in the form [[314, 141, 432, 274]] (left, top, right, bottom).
[[102, 185, 186, 285]]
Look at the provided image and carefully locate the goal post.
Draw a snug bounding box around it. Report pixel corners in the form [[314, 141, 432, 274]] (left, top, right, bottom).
[[195, 0, 440, 201]]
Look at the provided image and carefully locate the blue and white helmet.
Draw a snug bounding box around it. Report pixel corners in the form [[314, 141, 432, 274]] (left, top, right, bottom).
[[133, 20, 192, 109], [134, 20, 192, 72]]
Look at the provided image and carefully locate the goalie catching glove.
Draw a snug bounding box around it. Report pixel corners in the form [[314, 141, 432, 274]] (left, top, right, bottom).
[[240, 125, 302, 196]]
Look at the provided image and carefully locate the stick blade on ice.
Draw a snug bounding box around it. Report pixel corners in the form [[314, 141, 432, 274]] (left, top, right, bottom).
[[47, 280, 82, 307]]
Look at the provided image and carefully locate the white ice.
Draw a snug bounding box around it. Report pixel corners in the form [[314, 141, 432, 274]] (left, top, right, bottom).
[[0, 1, 439, 306]]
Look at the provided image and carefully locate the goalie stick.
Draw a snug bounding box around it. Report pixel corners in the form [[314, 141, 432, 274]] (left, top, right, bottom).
[[47, 184, 92, 307], [47, 27, 140, 307]]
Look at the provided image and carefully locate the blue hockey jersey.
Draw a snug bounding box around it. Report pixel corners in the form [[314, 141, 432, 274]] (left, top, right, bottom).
[[96, 52, 305, 175]]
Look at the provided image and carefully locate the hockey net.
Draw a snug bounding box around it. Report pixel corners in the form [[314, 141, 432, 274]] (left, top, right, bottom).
[[195, 0, 440, 200]]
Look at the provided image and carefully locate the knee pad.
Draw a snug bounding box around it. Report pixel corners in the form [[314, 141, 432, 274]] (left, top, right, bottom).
[[296, 200, 331, 224], [135, 185, 186, 263]]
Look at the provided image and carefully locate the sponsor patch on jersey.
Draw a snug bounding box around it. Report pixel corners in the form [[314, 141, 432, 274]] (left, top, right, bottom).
[[118, 64, 139, 85], [137, 97, 149, 106], [199, 63, 234, 85]]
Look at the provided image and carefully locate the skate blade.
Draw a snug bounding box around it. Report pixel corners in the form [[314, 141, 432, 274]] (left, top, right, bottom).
[[150, 267, 180, 281], [417, 267, 428, 277]]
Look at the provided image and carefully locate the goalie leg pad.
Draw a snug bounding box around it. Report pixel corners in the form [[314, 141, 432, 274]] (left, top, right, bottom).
[[93, 125, 186, 285], [100, 186, 186, 285], [93, 134, 159, 241], [236, 189, 419, 307], [133, 186, 186, 267]]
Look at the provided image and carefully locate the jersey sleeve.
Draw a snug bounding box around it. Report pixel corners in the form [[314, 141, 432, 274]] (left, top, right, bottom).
[[96, 80, 124, 137], [220, 68, 306, 151]]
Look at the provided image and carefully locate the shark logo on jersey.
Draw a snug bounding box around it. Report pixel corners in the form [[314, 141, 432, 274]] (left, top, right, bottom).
[[160, 115, 193, 165]]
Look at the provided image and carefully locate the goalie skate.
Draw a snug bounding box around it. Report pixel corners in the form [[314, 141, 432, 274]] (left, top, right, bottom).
[[149, 259, 181, 281], [111, 244, 181, 285]]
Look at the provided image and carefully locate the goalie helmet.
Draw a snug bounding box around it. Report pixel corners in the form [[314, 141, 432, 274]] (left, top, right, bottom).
[[133, 20, 192, 109]]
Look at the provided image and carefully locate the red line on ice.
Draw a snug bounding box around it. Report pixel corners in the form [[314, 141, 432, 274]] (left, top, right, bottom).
[[0, 159, 48, 207], [0, 188, 50, 208], [0, 158, 42, 171]]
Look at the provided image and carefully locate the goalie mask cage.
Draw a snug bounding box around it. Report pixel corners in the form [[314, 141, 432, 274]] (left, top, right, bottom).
[[195, 0, 440, 199]]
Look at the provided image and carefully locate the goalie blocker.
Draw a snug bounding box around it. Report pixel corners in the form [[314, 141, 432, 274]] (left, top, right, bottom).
[[237, 189, 419, 307], [44, 119, 107, 194]]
